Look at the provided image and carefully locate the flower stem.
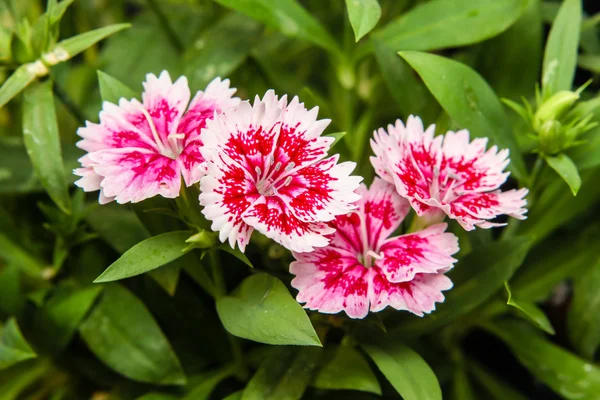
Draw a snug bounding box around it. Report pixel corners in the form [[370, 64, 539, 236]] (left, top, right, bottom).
[[144, 0, 184, 53]]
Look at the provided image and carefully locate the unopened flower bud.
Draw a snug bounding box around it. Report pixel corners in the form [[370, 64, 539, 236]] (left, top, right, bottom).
[[534, 91, 579, 131], [185, 230, 218, 250], [538, 120, 565, 155]]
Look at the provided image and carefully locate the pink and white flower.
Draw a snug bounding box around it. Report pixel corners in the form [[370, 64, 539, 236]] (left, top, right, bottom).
[[290, 178, 458, 319], [74, 71, 239, 204], [371, 115, 528, 230], [199, 90, 362, 253]]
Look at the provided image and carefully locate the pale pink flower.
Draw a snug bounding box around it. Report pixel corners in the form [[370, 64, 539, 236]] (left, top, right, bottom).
[[371, 115, 528, 230], [290, 178, 458, 319], [74, 71, 239, 204], [199, 90, 362, 253]]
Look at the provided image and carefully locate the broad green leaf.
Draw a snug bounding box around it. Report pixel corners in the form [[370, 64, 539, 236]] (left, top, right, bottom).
[[216, 273, 321, 346], [243, 346, 323, 400], [214, 0, 340, 55], [399, 51, 526, 181], [324, 131, 346, 149], [312, 346, 381, 395], [372, 39, 438, 124], [79, 284, 186, 385], [184, 12, 262, 89], [511, 224, 600, 302], [182, 367, 235, 400], [0, 64, 38, 110], [0, 360, 47, 400], [34, 285, 103, 353], [485, 319, 600, 399], [450, 367, 476, 400], [542, 0, 581, 96], [219, 243, 253, 269], [504, 282, 554, 335], [544, 153, 581, 196], [54, 23, 130, 61], [345, 0, 381, 42], [22, 79, 71, 214], [384, 237, 531, 338], [97, 70, 137, 104], [94, 231, 192, 283], [578, 54, 600, 74], [0, 234, 44, 278], [363, 342, 441, 400], [477, 0, 542, 100], [468, 360, 529, 400], [568, 259, 600, 359], [0, 318, 37, 370], [375, 0, 526, 52]]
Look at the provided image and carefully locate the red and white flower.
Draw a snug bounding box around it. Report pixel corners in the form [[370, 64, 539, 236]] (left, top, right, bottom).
[[199, 90, 362, 253], [74, 71, 239, 204], [371, 115, 528, 230], [290, 178, 458, 319]]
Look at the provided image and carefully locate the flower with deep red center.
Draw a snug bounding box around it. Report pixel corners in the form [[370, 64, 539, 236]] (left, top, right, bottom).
[[371, 115, 529, 230], [290, 178, 459, 319], [74, 71, 239, 204], [199, 90, 362, 253]]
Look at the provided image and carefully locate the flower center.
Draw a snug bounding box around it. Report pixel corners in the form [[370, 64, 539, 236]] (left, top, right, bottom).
[[254, 156, 294, 197], [358, 249, 383, 268], [138, 107, 184, 160], [431, 167, 464, 203]]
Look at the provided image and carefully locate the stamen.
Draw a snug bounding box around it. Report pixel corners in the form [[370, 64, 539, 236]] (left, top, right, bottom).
[[285, 162, 295, 172], [255, 166, 262, 177], [282, 176, 292, 187], [367, 250, 384, 260], [273, 162, 282, 172], [138, 107, 177, 159]]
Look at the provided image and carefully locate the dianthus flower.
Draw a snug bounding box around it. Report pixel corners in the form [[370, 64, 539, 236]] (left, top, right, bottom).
[[371, 116, 528, 230], [199, 90, 362, 253], [74, 71, 239, 203], [290, 178, 458, 319]]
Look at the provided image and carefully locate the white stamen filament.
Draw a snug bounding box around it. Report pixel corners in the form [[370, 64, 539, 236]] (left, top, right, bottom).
[[138, 107, 178, 160]]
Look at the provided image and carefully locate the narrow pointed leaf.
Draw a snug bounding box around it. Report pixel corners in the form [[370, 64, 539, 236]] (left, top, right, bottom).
[[363, 342, 441, 400], [216, 273, 321, 346], [544, 153, 581, 196], [542, 0, 581, 95], [220, 243, 253, 268], [324, 131, 346, 149], [0, 64, 38, 110], [55, 23, 130, 61], [504, 282, 555, 335], [399, 51, 527, 181], [22, 80, 71, 213], [0, 318, 37, 370], [0, 234, 44, 277], [568, 259, 600, 359], [345, 0, 381, 42], [375, 0, 526, 52], [94, 231, 192, 283], [79, 284, 186, 385], [468, 360, 529, 400], [97, 70, 137, 104]]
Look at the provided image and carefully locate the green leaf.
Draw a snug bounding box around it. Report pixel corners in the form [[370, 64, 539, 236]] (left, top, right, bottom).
[[94, 231, 192, 283], [0, 64, 38, 110], [34, 285, 103, 353], [182, 367, 235, 400], [504, 282, 555, 335], [578, 54, 600, 74], [467, 359, 529, 400], [372, 39, 438, 124], [399, 51, 526, 181], [216, 273, 321, 346], [312, 346, 381, 395], [97, 70, 137, 104], [450, 367, 476, 400], [86, 203, 150, 254], [0, 234, 44, 278], [219, 243, 253, 269], [542, 0, 581, 96], [485, 319, 600, 399], [79, 284, 186, 385], [375, 0, 526, 52], [136, 394, 178, 400], [183, 12, 262, 89], [568, 259, 600, 359], [324, 131, 346, 149], [243, 346, 323, 400], [0, 360, 48, 400], [214, 0, 340, 55], [345, 0, 381, 42], [362, 342, 441, 400], [0, 264, 24, 316], [0, 318, 37, 370], [224, 392, 242, 400], [22, 79, 71, 214], [385, 237, 531, 338], [54, 23, 130, 61], [544, 153, 581, 196]]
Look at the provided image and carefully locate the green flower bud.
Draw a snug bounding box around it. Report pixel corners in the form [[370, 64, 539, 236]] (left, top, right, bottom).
[[538, 120, 565, 155], [534, 91, 579, 131], [185, 230, 218, 250]]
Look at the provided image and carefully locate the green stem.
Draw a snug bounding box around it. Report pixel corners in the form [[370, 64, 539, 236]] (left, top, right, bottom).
[[529, 155, 544, 190], [208, 250, 248, 381], [145, 0, 184, 53]]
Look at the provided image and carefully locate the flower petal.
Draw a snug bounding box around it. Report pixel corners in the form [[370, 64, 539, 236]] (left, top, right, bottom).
[[242, 196, 335, 253], [89, 148, 180, 203], [369, 268, 453, 316], [378, 223, 459, 283]]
